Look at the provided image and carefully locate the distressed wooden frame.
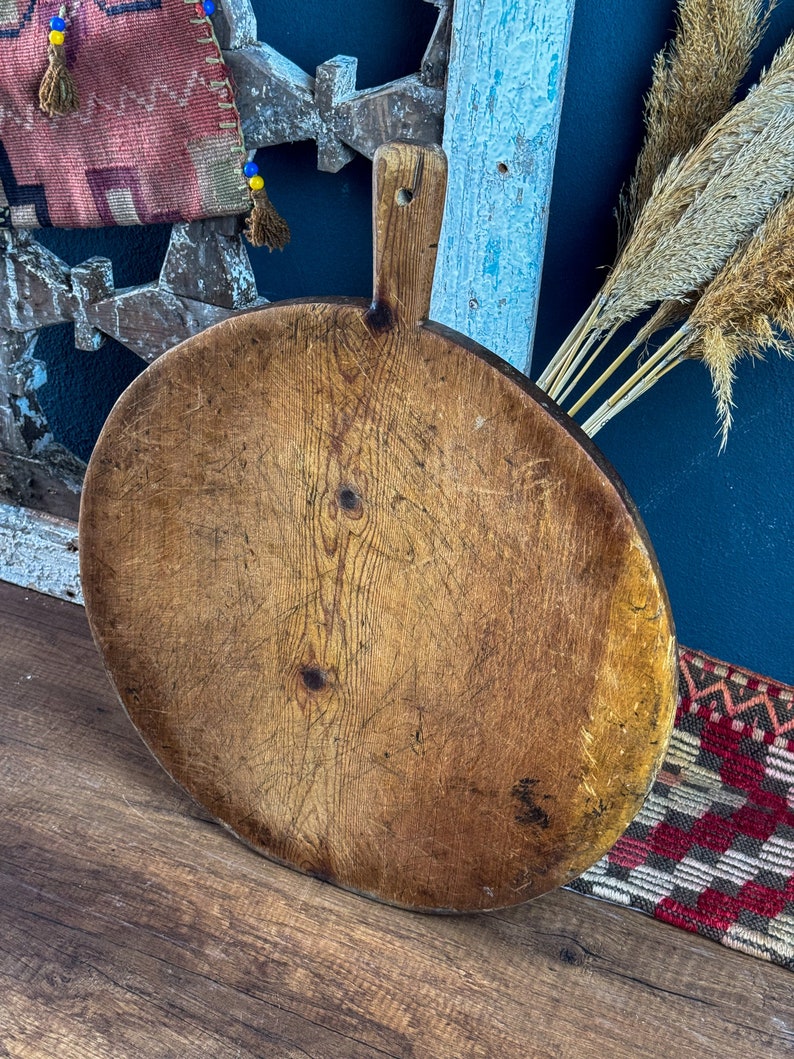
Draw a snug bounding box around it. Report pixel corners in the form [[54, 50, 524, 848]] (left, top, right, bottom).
[[0, 0, 575, 600]]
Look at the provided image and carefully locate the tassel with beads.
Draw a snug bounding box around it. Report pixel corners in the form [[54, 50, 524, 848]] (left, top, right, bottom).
[[39, 10, 79, 118], [242, 160, 290, 251]]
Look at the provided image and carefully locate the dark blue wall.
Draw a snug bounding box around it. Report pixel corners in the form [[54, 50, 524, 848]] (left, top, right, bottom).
[[32, 0, 794, 682]]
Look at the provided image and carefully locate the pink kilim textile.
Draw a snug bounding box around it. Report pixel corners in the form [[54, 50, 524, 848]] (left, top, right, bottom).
[[0, 0, 249, 228], [571, 647, 794, 970]]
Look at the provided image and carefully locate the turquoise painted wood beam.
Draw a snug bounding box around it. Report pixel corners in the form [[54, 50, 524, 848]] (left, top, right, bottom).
[[431, 0, 575, 374]]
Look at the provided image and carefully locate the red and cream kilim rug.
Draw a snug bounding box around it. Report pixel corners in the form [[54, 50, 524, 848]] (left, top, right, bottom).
[[0, 0, 248, 228], [571, 648, 794, 970]]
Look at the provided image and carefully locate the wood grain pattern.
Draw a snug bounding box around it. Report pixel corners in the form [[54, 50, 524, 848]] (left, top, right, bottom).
[[1, 581, 792, 1059], [371, 143, 448, 327], [79, 143, 677, 912]]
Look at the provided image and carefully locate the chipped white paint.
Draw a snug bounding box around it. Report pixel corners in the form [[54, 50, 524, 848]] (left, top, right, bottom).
[[212, 0, 258, 50], [432, 0, 575, 374], [0, 329, 53, 458], [0, 503, 81, 603]]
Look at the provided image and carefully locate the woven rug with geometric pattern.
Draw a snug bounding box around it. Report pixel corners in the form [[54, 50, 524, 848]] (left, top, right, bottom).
[[0, 0, 248, 229], [571, 648, 794, 970]]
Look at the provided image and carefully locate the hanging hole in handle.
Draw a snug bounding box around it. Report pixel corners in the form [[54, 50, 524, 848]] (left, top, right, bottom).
[[396, 187, 414, 207]]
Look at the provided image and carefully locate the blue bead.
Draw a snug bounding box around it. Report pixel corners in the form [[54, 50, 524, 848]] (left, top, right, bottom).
[[50, 15, 66, 30], [243, 160, 259, 178], [202, 0, 215, 15]]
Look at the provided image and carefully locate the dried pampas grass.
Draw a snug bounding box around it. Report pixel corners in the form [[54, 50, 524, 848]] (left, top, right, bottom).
[[581, 193, 794, 443], [602, 100, 794, 328], [619, 0, 773, 244], [536, 3, 794, 445], [683, 191, 794, 442]]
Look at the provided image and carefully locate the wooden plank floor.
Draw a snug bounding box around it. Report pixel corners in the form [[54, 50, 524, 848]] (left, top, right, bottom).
[[1, 579, 792, 1059]]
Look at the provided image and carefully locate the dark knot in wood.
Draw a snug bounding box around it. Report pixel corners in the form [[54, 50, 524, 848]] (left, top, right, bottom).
[[337, 486, 363, 517], [300, 667, 330, 692], [365, 300, 396, 334]]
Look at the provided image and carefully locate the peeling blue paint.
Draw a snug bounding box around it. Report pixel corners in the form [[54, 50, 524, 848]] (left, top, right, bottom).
[[483, 236, 502, 281], [548, 52, 560, 101], [432, 1, 576, 372], [28, 362, 47, 390], [513, 133, 536, 178], [9, 394, 51, 451]]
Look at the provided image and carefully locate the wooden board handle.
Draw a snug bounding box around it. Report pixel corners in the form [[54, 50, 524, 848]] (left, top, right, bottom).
[[368, 141, 447, 331]]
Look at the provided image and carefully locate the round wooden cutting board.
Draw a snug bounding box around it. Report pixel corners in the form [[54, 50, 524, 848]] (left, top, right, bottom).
[[80, 142, 678, 912]]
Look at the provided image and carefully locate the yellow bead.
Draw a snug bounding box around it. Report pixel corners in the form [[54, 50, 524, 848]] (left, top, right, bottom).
[[49, 29, 65, 45], [248, 174, 265, 191]]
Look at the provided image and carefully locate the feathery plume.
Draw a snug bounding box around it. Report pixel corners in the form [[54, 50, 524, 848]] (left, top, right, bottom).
[[580, 192, 794, 442], [619, 0, 774, 244], [603, 110, 794, 329], [540, 7, 794, 445], [539, 32, 794, 398], [682, 190, 794, 443]]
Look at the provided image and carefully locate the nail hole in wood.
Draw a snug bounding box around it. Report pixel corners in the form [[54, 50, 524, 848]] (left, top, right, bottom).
[[301, 667, 329, 692], [396, 187, 414, 207], [497, 162, 509, 175]]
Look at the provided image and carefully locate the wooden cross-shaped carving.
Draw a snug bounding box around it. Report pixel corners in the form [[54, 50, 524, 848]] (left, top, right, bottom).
[[0, 0, 451, 515], [0, 0, 577, 557]]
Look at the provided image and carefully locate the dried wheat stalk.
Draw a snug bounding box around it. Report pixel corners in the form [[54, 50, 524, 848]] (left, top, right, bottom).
[[537, 0, 782, 396], [684, 190, 794, 441], [602, 97, 794, 329]]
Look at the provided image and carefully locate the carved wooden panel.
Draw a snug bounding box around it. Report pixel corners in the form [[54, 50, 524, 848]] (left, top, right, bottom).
[[0, 0, 451, 505], [0, 0, 579, 586]]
